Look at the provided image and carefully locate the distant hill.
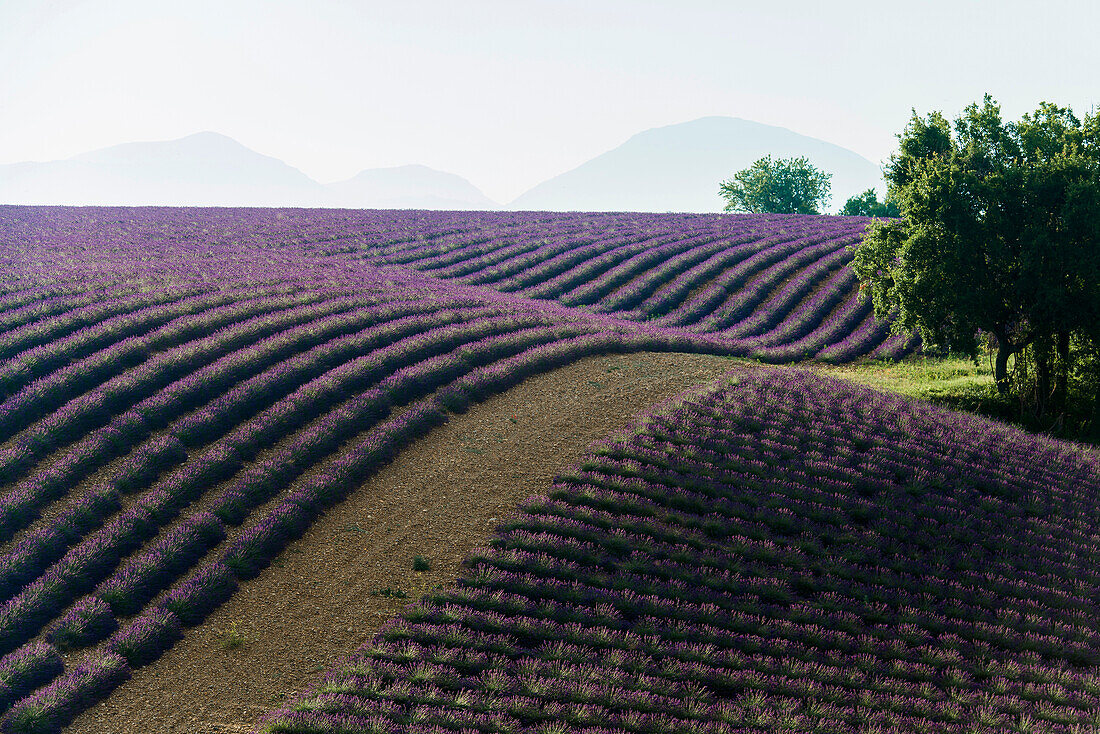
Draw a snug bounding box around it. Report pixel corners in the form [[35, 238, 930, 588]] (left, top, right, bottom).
[[0, 132, 328, 207], [0, 133, 496, 209], [326, 164, 496, 210], [0, 120, 884, 212], [510, 116, 884, 213]]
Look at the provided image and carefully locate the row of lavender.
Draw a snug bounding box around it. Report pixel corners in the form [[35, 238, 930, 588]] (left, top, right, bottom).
[[0, 207, 909, 731], [263, 367, 1100, 734], [0, 207, 917, 364], [0, 315, 711, 729], [338, 210, 913, 362]]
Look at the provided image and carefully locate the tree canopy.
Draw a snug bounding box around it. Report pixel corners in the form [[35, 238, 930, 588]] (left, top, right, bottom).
[[840, 189, 899, 217], [851, 95, 1100, 423], [718, 155, 831, 214]]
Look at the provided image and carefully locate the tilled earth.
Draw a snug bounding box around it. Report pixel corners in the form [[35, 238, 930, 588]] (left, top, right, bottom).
[[68, 351, 740, 734]]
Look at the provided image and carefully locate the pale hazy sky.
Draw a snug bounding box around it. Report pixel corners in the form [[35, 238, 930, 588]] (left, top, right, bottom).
[[2, 0, 1097, 203]]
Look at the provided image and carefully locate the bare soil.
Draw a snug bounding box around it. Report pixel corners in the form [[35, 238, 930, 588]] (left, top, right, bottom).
[[68, 351, 739, 734]]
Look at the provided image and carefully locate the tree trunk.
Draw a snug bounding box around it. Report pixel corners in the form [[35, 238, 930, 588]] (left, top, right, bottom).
[[1036, 343, 1051, 420], [1093, 381, 1100, 436], [1091, 378, 1100, 435], [994, 340, 1013, 395], [1056, 330, 1070, 416]]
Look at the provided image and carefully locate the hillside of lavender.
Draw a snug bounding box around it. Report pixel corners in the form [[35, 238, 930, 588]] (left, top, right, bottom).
[[267, 367, 1100, 734], [0, 205, 915, 731]]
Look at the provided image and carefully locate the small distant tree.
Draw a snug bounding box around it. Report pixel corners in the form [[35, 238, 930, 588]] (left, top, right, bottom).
[[840, 189, 900, 217], [719, 155, 832, 214]]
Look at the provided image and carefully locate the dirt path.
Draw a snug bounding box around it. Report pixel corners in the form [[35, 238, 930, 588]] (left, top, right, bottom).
[[68, 351, 739, 734]]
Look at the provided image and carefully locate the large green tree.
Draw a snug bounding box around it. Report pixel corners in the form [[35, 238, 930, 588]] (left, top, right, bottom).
[[851, 96, 1100, 417], [719, 155, 832, 214]]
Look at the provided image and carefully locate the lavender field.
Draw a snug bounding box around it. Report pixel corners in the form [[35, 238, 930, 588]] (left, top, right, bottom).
[[267, 369, 1100, 733], [0, 205, 916, 731]]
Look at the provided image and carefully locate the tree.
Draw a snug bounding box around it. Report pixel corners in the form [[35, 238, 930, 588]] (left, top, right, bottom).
[[840, 189, 900, 217], [851, 95, 1100, 421], [719, 155, 832, 214]]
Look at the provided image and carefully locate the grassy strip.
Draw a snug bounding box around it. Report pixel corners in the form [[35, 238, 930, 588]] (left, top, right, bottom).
[[810, 354, 1099, 447]]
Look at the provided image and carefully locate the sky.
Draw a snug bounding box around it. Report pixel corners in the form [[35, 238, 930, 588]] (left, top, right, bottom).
[[1, 0, 1097, 203]]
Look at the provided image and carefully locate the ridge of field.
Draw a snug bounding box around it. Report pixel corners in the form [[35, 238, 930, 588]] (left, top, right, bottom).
[[264, 366, 1100, 734], [0, 206, 914, 732]]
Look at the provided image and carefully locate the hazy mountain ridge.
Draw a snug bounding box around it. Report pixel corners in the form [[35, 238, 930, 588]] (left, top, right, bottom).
[[509, 117, 885, 213], [1, 119, 885, 211], [326, 164, 496, 210], [0, 133, 495, 210]]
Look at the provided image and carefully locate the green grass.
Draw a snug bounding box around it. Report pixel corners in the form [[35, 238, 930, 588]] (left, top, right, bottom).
[[217, 621, 249, 651], [809, 355, 1098, 448], [811, 355, 995, 401]]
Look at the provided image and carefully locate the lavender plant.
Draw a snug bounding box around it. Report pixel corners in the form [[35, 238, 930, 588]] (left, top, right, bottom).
[[0, 643, 63, 715], [43, 596, 116, 651]]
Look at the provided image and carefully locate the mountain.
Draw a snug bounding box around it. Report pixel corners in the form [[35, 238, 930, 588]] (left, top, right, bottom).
[[326, 164, 496, 210], [510, 116, 884, 213], [0, 132, 327, 207], [0, 120, 883, 212], [0, 134, 496, 209]]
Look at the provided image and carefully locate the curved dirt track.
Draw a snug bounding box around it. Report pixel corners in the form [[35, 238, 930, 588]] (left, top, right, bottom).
[[68, 351, 741, 734]]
